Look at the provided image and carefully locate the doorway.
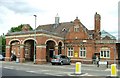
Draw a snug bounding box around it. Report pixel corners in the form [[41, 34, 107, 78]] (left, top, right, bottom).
[[46, 40, 55, 62]]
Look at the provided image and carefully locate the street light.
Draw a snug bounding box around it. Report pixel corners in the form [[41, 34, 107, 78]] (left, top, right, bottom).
[[114, 41, 116, 64], [33, 15, 37, 64]]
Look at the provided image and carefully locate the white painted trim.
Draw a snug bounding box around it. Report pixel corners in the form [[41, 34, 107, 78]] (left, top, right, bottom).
[[100, 48, 110, 58], [67, 47, 74, 57], [8, 39, 21, 45], [58, 40, 64, 46], [6, 33, 63, 39], [36, 45, 46, 48], [20, 46, 24, 48], [36, 59, 46, 61], [22, 38, 38, 44], [79, 47, 86, 58], [6, 46, 10, 48], [45, 38, 58, 46]]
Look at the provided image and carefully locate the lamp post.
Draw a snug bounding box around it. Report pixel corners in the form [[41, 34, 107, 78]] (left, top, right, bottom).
[[114, 41, 116, 64], [33, 15, 37, 64]]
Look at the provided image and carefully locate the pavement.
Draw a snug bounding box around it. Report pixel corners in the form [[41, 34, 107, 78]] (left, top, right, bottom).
[[0, 61, 118, 66], [1, 61, 120, 71], [1, 61, 120, 77]]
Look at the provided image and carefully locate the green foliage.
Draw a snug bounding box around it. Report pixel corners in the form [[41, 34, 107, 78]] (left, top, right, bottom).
[[9, 24, 33, 32], [0, 36, 2, 52], [2, 35, 6, 52], [0, 34, 6, 52]]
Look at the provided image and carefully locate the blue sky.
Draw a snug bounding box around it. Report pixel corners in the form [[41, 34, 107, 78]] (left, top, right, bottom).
[[0, 0, 119, 39]]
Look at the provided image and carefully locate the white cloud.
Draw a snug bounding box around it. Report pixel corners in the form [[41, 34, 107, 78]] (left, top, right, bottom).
[[0, 0, 119, 39]]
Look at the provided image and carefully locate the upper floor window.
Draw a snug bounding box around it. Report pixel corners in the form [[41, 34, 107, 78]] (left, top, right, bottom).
[[62, 28, 66, 32], [74, 25, 79, 32]]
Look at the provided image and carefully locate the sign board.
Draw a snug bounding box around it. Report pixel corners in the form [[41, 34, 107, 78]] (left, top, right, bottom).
[[74, 52, 78, 57], [99, 61, 107, 64]]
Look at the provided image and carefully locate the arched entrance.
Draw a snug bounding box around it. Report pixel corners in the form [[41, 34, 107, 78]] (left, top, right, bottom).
[[10, 40, 20, 61], [58, 42, 62, 55], [24, 40, 36, 62], [46, 40, 56, 62]]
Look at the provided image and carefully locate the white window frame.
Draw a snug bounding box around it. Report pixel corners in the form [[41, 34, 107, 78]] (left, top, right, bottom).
[[79, 47, 86, 58], [74, 26, 79, 32], [67, 47, 74, 57], [100, 48, 110, 58]]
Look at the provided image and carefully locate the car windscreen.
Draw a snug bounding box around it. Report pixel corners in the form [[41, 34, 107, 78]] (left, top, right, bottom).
[[52, 55, 60, 59]]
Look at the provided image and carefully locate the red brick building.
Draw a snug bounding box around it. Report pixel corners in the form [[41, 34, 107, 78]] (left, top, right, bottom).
[[5, 12, 118, 64]]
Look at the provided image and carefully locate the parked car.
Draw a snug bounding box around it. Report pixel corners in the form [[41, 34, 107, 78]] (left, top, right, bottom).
[[51, 54, 71, 65], [0, 54, 5, 61]]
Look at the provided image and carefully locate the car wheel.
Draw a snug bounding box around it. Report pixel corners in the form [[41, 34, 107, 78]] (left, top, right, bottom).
[[52, 63, 55, 65], [68, 62, 71, 65], [60, 61, 63, 65]]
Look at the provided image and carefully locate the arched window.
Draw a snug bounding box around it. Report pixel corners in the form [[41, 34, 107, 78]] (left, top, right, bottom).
[[58, 42, 62, 55]]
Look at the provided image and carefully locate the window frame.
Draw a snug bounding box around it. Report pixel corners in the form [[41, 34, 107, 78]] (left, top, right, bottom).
[[100, 48, 110, 58], [67, 47, 74, 57], [74, 25, 79, 32], [79, 47, 86, 58]]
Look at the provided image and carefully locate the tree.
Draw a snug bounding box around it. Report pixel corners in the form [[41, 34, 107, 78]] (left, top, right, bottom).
[[9, 24, 33, 32], [2, 34, 6, 52], [0, 34, 6, 53]]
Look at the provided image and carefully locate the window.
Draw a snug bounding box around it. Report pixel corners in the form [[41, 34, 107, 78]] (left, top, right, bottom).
[[74, 26, 79, 32], [67, 47, 74, 57], [62, 28, 66, 32], [100, 48, 110, 58], [79, 47, 86, 58]]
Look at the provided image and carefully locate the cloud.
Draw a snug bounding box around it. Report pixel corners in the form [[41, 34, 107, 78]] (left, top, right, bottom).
[[0, 0, 45, 15]]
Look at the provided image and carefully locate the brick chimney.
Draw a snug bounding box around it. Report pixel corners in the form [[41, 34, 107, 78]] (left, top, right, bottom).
[[94, 12, 101, 40]]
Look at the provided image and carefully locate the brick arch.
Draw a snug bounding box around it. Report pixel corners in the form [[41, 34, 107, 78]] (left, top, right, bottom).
[[45, 39, 58, 46], [58, 40, 64, 46], [8, 39, 21, 45], [22, 38, 38, 44]]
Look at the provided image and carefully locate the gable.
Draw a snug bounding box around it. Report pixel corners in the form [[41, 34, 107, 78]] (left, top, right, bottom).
[[66, 22, 89, 39]]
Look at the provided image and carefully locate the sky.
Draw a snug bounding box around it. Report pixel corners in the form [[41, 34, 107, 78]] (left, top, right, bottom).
[[0, 0, 119, 39]]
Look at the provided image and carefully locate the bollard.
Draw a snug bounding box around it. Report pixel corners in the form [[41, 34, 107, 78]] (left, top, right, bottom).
[[111, 64, 117, 76], [75, 62, 81, 74]]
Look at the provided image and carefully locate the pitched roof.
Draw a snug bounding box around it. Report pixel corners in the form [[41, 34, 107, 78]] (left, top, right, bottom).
[[101, 30, 116, 40], [36, 21, 90, 37], [6, 19, 91, 38], [36, 22, 74, 37]]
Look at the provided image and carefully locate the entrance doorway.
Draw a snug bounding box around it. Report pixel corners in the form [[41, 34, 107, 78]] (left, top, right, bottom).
[[24, 40, 35, 62], [10, 40, 20, 61], [58, 42, 62, 55], [46, 40, 55, 62], [49, 49, 54, 59]]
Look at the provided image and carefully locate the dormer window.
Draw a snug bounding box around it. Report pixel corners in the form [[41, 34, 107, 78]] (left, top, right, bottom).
[[74, 25, 79, 32], [62, 28, 66, 32]]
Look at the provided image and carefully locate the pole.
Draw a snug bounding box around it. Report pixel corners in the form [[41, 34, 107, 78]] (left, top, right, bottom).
[[33, 15, 37, 64], [114, 46, 116, 64], [113, 40, 116, 64]]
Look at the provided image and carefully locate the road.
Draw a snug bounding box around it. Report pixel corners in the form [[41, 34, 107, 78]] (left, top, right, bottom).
[[0, 61, 120, 77]]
